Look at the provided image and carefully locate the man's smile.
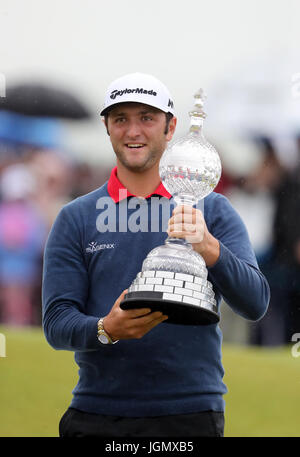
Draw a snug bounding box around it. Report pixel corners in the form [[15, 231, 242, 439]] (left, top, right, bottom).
[[125, 143, 146, 149]]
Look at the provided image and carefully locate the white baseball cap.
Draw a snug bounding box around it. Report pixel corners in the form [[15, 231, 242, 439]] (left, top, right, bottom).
[[100, 72, 175, 116]]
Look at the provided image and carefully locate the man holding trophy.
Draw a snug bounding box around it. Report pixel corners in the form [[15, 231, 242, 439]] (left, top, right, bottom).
[[42, 73, 270, 437]]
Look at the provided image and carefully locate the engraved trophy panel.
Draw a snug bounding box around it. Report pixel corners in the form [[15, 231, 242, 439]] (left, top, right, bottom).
[[120, 89, 222, 325]]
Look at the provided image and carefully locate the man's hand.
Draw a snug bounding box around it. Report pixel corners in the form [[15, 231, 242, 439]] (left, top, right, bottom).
[[103, 290, 168, 341], [167, 205, 220, 267]]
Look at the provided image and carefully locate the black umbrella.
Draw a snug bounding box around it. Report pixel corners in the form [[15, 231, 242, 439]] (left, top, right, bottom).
[[0, 82, 92, 120]]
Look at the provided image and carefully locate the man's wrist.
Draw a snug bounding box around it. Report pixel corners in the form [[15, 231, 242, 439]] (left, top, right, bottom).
[[97, 318, 118, 345], [195, 235, 220, 267]]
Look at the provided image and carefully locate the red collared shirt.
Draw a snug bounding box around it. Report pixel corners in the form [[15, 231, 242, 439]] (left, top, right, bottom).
[[107, 166, 171, 203]]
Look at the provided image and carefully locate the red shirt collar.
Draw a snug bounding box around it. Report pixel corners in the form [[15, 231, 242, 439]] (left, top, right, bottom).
[[107, 166, 172, 203]]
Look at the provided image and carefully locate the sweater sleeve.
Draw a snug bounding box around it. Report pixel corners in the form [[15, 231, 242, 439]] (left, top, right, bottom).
[[42, 203, 100, 351], [206, 193, 270, 321]]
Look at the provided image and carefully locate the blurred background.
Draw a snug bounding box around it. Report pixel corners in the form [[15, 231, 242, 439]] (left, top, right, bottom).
[[0, 0, 300, 437]]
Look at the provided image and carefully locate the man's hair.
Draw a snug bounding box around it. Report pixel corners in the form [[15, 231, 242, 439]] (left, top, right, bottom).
[[164, 112, 174, 135], [104, 109, 173, 136]]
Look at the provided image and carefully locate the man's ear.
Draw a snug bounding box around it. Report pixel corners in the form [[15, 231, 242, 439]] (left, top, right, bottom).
[[102, 118, 110, 136], [166, 116, 177, 142]]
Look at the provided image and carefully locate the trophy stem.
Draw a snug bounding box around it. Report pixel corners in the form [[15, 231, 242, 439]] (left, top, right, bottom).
[[174, 195, 197, 207], [165, 236, 192, 248]]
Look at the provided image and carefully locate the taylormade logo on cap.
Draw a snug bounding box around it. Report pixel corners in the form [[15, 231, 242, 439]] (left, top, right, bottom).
[[110, 88, 157, 100], [100, 72, 175, 116]]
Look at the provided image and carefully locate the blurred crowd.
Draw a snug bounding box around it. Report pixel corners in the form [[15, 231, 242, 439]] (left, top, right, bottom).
[[0, 80, 299, 348], [0, 145, 110, 327], [0, 92, 110, 328]]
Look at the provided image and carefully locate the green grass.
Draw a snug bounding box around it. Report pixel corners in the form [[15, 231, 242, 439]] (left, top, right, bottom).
[[0, 325, 299, 437], [0, 325, 77, 437], [223, 345, 300, 437]]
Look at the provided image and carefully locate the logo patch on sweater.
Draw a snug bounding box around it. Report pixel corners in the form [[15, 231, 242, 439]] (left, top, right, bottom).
[[85, 241, 115, 253]]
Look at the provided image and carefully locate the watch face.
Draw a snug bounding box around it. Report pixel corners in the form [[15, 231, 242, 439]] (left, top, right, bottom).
[[98, 333, 109, 344]]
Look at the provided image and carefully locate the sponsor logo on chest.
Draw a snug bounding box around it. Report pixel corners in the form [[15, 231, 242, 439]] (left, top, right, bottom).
[[86, 241, 115, 253]]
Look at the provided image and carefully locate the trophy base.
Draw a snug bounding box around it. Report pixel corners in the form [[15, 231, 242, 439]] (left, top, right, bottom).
[[120, 290, 219, 326]]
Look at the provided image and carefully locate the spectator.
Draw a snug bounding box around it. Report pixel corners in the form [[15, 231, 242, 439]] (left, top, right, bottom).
[[270, 135, 300, 344], [29, 150, 72, 232], [225, 137, 289, 346], [0, 164, 47, 326]]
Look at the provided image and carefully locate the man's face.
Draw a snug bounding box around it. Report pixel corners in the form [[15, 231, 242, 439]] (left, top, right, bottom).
[[106, 103, 176, 173]]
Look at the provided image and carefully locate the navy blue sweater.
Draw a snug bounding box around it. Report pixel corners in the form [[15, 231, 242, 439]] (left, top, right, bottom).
[[42, 180, 270, 416]]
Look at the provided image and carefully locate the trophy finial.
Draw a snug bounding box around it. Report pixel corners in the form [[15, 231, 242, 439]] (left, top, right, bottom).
[[189, 88, 207, 121], [194, 88, 206, 100]]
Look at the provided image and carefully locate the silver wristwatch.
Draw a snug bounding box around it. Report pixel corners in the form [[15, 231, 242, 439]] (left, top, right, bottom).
[[97, 318, 118, 345]]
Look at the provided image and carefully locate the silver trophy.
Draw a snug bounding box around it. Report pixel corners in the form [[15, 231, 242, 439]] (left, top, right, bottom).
[[120, 90, 222, 325]]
